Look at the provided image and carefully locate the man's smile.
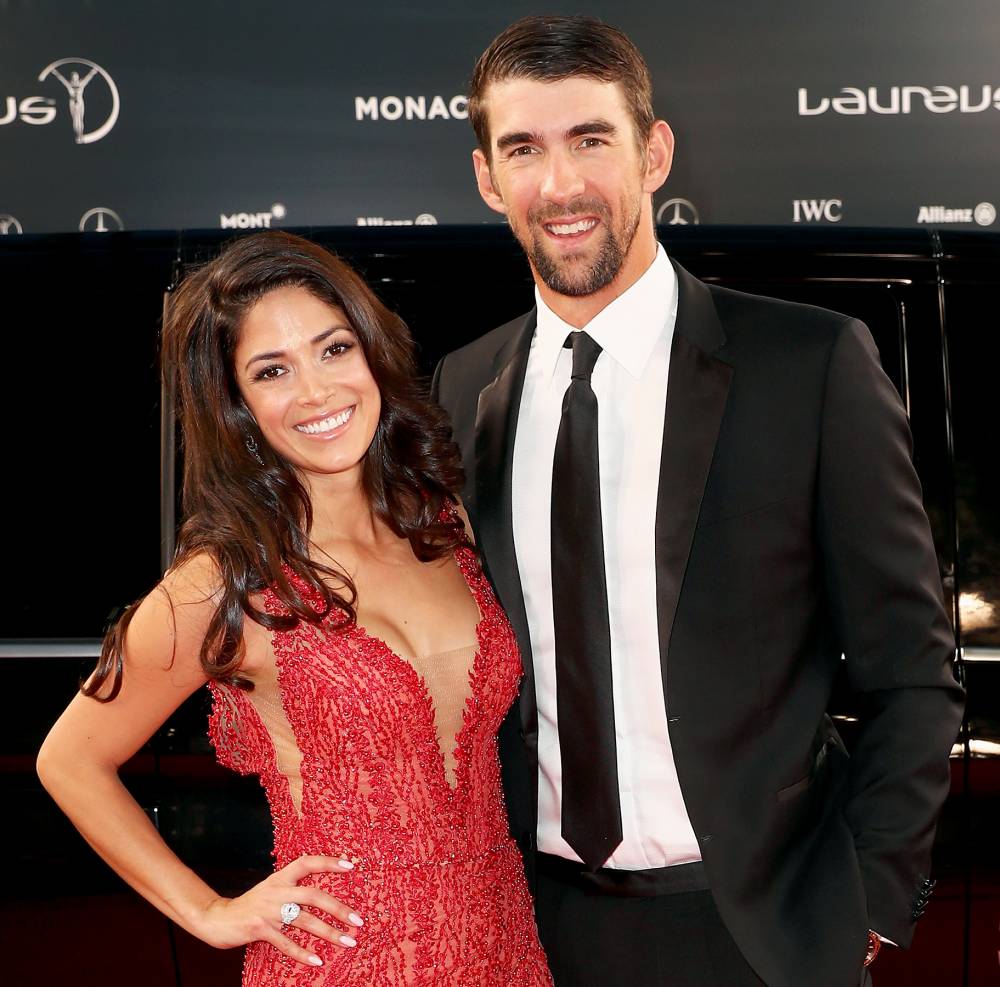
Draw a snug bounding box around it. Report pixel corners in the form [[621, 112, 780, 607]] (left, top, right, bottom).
[[543, 217, 599, 239]]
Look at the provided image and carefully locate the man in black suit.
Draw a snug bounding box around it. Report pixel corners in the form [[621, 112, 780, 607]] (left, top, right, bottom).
[[432, 15, 963, 986]]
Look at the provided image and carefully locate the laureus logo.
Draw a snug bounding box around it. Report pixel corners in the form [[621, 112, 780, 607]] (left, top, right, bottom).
[[40, 59, 120, 143], [798, 85, 1000, 116], [0, 215, 24, 235], [1, 58, 119, 143]]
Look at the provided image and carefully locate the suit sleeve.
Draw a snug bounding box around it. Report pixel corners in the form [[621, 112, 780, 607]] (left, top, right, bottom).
[[817, 318, 964, 947], [430, 354, 446, 406]]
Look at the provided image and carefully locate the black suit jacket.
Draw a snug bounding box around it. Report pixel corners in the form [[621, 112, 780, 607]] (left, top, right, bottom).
[[431, 261, 964, 987]]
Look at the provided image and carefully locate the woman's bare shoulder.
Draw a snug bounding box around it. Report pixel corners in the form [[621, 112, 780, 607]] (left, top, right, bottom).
[[160, 551, 225, 605], [123, 552, 225, 681]]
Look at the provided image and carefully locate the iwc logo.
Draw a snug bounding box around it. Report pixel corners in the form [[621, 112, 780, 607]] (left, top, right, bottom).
[[79, 207, 124, 232], [656, 198, 700, 225], [0, 215, 24, 235], [793, 199, 843, 223]]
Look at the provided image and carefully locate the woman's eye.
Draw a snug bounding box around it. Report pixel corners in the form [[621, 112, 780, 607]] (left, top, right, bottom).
[[324, 341, 353, 358], [253, 364, 284, 382]]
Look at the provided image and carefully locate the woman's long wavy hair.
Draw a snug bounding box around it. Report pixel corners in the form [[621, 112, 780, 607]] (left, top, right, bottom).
[[85, 231, 466, 701]]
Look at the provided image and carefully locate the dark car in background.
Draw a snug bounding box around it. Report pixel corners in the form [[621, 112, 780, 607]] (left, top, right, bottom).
[[1, 225, 996, 986]]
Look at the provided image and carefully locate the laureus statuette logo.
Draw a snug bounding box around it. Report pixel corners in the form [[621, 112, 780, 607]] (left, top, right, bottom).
[[39, 58, 120, 144]]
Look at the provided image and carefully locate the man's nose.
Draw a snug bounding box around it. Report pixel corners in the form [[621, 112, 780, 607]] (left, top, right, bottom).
[[540, 150, 585, 205]]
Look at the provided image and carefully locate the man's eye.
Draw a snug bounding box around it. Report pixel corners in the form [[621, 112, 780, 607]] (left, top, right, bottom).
[[510, 146, 536, 157], [579, 137, 604, 148]]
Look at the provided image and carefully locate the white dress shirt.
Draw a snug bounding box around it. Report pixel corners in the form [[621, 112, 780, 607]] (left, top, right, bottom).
[[511, 244, 702, 869]]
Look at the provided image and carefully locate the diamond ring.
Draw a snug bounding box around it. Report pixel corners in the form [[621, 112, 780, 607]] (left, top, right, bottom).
[[280, 902, 301, 925]]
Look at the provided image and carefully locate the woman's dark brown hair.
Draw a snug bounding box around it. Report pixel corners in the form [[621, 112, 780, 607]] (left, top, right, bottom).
[[85, 231, 465, 700]]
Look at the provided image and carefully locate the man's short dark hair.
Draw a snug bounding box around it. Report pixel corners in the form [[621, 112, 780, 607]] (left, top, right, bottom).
[[469, 15, 655, 159]]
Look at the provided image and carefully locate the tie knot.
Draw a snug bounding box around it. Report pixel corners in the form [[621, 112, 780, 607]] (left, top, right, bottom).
[[566, 331, 603, 381]]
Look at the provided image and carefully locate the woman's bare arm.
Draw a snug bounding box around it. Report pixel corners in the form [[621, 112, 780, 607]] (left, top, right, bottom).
[[36, 555, 359, 966]]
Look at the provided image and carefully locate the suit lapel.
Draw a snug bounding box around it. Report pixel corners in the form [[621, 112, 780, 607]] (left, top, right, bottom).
[[474, 264, 730, 732], [655, 263, 733, 694], [474, 311, 537, 736]]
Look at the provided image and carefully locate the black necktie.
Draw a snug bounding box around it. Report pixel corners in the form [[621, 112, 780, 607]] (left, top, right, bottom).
[[551, 330, 622, 871]]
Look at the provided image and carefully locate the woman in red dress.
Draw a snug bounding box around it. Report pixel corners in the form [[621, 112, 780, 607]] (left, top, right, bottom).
[[37, 232, 552, 986]]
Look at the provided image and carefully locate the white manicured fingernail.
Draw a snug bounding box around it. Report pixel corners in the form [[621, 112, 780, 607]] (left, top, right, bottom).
[[348, 912, 364, 927], [338, 858, 355, 870], [308, 955, 323, 967], [340, 935, 357, 947]]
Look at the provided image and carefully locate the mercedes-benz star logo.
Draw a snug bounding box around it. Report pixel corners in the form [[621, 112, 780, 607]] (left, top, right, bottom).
[[79, 207, 124, 232], [39, 58, 120, 144], [0, 215, 24, 235], [656, 198, 700, 226]]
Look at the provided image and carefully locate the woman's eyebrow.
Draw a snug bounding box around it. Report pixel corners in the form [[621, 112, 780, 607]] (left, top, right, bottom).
[[243, 326, 348, 371]]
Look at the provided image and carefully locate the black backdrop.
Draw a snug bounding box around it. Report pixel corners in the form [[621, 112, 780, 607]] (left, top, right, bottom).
[[2, 0, 1000, 234]]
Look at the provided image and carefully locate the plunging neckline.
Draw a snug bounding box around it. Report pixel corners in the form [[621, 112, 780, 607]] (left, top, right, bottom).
[[343, 545, 486, 796], [210, 536, 553, 986]]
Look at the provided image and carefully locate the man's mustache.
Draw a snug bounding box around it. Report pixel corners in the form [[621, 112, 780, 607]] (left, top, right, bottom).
[[528, 198, 610, 225]]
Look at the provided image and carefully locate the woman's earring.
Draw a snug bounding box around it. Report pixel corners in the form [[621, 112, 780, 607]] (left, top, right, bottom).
[[245, 432, 264, 465]]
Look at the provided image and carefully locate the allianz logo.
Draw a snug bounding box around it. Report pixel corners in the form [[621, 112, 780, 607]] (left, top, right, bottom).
[[798, 85, 1000, 115], [917, 203, 996, 226], [357, 214, 438, 226], [355, 95, 468, 121], [220, 203, 286, 230]]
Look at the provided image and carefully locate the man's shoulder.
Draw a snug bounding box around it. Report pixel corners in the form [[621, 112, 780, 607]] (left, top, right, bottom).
[[432, 309, 533, 418], [440, 309, 533, 373], [705, 280, 854, 338]]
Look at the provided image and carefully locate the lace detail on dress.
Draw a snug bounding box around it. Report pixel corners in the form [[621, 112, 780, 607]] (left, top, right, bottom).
[[207, 520, 552, 987]]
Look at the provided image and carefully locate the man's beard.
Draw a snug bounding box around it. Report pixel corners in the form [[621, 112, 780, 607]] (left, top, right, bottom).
[[512, 194, 642, 297]]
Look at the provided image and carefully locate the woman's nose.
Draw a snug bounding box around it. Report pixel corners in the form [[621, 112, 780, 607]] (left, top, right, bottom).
[[298, 366, 335, 406]]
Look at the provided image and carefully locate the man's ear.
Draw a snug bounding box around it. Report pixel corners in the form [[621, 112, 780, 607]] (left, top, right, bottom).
[[642, 120, 675, 194], [473, 148, 508, 216]]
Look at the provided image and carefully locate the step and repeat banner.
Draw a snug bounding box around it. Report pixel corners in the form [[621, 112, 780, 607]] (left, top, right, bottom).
[[2, 0, 999, 235]]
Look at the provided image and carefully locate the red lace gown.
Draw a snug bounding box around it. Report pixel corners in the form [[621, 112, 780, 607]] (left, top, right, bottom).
[[208, 541, 552, 986]]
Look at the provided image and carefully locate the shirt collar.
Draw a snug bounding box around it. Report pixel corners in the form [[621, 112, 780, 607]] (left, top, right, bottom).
[[532, 242, 677, 381]]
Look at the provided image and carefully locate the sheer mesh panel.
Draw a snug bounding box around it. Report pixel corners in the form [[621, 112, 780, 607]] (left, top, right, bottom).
[[246, 654, 306, 816], [403, 644, 477, 789]]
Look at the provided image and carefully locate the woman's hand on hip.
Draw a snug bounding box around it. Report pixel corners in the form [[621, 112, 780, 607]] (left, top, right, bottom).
[[199, 855, 363, 967]]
